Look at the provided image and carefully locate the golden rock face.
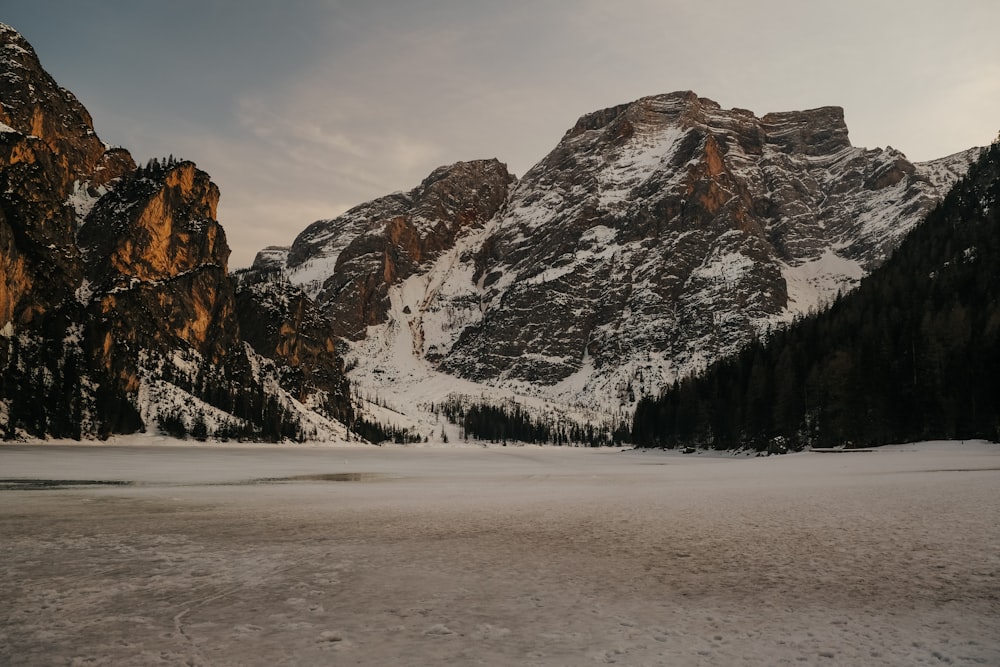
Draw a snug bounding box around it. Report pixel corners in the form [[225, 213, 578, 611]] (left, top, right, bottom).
[[81, 161, 238, 366], [0, 247, 30, 326], [0, 24, 355, 440], [107, 164, 223, 282], [0, 24, 138, 334]]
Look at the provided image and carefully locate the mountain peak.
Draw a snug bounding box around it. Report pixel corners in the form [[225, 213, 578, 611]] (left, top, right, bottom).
[[561, 92, 853, 162], [0, 23, 34, 58], [0, 24, 92, 135], [279, 157, 515, 338], [762, 106, 851, 155], [565, 91, 718, 140], [323, 93, 977, 414], [0, 23, 131, 195]]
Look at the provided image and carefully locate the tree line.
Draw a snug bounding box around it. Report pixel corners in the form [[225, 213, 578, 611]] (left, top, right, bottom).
[[432, 396, 630, 446]]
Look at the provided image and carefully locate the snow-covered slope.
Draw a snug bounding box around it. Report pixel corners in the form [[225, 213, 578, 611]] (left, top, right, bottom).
[[266, 159, 514, 341]]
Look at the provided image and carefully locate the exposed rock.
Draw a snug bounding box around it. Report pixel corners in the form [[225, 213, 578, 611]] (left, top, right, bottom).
[[0, 24, 125, 193], [282, 159, 515, 338], [77, 160, 240, 397], [0, 24, 137, 335], [233, 267, 353, 426], [251, 245, 290, 271], [0, 24, 352, 441]]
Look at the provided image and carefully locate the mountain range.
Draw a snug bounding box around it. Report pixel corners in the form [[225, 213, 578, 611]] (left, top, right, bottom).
[[249, 92, 978, 441], [0, 23, 984, 442]]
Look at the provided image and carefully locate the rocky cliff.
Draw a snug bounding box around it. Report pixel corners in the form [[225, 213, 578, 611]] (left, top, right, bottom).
[[261, 159, 515, 339], [0, 24, 351, 440], [232, 266, 352, 427], [436, 92, 976, 401], [252, 91, 977, 431]]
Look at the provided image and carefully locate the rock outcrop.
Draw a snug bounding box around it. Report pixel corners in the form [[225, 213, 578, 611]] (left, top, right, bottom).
[[76, 159, 241, 392], [233, 267, 352, 426], [433, 93, 977, 403], [0, 24, 135, 332], [0, 24, 351, 440], [270, 159, 515, 338]]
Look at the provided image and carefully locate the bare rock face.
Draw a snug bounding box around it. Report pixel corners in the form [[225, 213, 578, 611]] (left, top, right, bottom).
[[77, 160, 240, 395], [0, 24, 129, 192], [250, 245, 290, 271], [0, 24, 140, 436], [279, 159, 515, 338], [0, 24, 136, 331], [81, 162, 226, 282], [0, 24, 350, 440]]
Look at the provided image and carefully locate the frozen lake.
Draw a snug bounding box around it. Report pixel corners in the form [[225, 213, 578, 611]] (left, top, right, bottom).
[[1, 439, 998, 665]]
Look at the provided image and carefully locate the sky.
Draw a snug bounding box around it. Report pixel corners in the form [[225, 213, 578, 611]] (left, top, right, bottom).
[[4, 1, 999, 268]]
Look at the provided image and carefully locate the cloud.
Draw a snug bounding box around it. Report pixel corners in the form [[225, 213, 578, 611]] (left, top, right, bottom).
[[10, 0, 998, 268], [214, 0, 1000, 266]]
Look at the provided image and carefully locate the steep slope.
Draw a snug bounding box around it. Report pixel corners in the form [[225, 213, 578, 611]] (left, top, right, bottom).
[[232, 265, 353, 428], [633, 142, 999, 449], [260, 159, 515, 339], [0, 23, 134, 337], [0, 24, 351, 441]]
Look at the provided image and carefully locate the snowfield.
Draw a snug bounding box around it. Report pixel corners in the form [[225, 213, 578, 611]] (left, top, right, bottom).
[[1, 439, 998, 665]]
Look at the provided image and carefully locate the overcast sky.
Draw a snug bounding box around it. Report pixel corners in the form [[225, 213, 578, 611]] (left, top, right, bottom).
[[5, 1, 999, 267]]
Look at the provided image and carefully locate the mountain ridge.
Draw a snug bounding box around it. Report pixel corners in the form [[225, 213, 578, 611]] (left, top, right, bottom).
[[634, 141, 999, 450], [0, 22, 985, 443], [0, 24, 353, 441], [252, 91, 979, 440]]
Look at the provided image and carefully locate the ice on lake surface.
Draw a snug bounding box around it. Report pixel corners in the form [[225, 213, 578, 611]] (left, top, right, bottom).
[[1, 439, 998, 666]]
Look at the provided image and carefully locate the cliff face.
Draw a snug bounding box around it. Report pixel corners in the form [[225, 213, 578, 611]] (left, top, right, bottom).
[[0, 24, 126, 191], [430, 93, 975, 403], [76, 160, 240, 394], [0, 24, 351, 441], [232, 269, 352, 426], [254, 91, 977, 421], [0, 24, 135, 333], [267, 159, 515, 338]]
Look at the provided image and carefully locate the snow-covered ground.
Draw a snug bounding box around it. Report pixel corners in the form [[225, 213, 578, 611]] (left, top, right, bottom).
[[1, 439, 997, 665]]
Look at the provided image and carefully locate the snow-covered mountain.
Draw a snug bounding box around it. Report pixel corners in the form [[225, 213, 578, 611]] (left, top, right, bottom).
[[254, 91, 978, 437], [0, 20, 980, 443]]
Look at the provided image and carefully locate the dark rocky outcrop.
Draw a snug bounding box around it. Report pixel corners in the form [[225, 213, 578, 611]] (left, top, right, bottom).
[[233, 266, 353, 426]]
